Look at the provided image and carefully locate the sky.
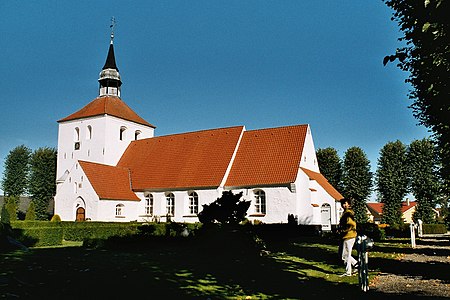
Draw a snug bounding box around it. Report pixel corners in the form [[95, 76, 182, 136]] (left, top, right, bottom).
[[0, 1, 430, 196]]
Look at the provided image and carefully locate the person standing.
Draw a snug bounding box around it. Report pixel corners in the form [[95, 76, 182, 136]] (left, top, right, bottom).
[[339, 198, 358, 276]]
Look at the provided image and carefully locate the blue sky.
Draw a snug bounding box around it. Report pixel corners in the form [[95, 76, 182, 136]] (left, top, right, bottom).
[[0, 1, 430, 196]]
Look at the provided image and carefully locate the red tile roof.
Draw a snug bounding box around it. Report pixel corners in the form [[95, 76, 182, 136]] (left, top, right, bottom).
[[367, 201, 417, 214], [225, 125, 308, 187], [58, 96, 155, 127], [301, 167, 343, 200], [117, 126, 244, 190], [79, 161, 139, 201]]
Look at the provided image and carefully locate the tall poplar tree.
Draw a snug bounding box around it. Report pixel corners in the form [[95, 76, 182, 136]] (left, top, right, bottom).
[[376, 141, 409, 225], [407, 138, 440, 223], [316, 147, 343, 193], [342, 147, 373, 223], [28, 147, 57, 220], [1, 145, 31, 197]]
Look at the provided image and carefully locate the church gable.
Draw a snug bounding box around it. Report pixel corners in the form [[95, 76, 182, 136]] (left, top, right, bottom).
[[117, 126, 244, 191], [79, 160, 139, 201], [225, 125, 308, 188]]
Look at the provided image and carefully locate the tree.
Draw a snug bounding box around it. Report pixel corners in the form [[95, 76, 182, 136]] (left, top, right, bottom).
[[1, 145, 31, 197], [25, 201, 36, 221], [376, 141, 409, 225], [316, 147, 343, 192], [28, 147, 57, 220], [198, 191, 251, 225], [383, 0, 450, 196], [407, 138, 440, 223], [4, 196, 18, 222], [342, 147, 373, 223]]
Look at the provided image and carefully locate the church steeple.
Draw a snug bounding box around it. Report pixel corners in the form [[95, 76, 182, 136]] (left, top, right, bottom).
[[98, 18, 122, 97]]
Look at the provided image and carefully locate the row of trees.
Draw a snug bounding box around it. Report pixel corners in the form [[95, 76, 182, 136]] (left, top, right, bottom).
[[317, 138, 445, 226], [1, 145, 57, 221]]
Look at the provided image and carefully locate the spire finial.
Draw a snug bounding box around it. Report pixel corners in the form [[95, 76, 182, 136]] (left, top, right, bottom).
[[110, 17, 116, 44]]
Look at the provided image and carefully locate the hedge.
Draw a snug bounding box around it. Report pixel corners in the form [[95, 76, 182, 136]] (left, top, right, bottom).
[[11, 221, 63, 247], [422, 224, 448, 234]]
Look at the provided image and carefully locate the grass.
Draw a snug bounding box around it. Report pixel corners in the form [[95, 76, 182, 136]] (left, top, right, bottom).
[[0, 232, 432, 299]]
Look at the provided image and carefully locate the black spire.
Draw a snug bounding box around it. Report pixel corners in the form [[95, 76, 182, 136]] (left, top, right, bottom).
[[102, 42, 119, 71]]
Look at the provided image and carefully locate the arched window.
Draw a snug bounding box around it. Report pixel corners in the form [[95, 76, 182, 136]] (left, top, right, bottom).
[[86, 125, 92, 140], [254, 190, 266, 214], [145, 193, 154, 216], [119, 126, 127, 141], [134, 130, 141, 140], [74, 127, 80, 150], [188, 192, 199, 215], [166, 193, 175, 216], [74, 127, 80, 141], [115, 204, 124, 217]]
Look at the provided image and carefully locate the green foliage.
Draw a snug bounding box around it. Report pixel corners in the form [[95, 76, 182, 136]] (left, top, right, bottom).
[[316, 147, 343, 192], [61, 221, 141, 242], [376, 141, 409, 226], [1, 203, 10, 224], [28, 147, 57, 220], [422, 223, 447, 234], [357, 222, 385, 241], [383, 0, 450, 196], [25, 201, 36, 221], [4, 196, 18, 222], [407, 139, 441, 223], [51, 214, 62, 222], [197, 191, 251, 225], [342, 147, 373, 223], [11, 221, 63, 247], [1, 145, 31, 197]]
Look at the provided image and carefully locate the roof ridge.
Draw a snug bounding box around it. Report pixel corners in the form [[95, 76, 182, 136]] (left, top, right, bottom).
[[245, 124, 309, 133]]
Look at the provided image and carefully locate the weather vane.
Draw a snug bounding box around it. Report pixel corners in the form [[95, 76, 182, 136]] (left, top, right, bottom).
[[110, 16, 116, 43]]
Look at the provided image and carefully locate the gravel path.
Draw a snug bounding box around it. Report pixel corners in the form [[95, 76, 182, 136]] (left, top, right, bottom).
[[370, 233, 450, 298]]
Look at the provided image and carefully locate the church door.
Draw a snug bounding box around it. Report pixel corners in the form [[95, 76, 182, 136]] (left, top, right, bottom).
[[320, 203, 331, 231], [76, 207, 85, 221]]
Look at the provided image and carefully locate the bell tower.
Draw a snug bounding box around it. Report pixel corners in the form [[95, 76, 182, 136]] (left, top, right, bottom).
[[98, 18, 122, 97]]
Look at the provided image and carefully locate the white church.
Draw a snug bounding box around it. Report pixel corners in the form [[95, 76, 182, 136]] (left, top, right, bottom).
[[53, 32, 343, 228]]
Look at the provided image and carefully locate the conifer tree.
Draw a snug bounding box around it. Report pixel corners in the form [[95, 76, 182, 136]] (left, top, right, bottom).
[[1, 145, 31, 197]]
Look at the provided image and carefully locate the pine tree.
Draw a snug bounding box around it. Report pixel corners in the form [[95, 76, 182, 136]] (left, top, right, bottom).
[[25, 201, 36, 221], [342, 147, 373, 223], [376, 140, 409, 225]]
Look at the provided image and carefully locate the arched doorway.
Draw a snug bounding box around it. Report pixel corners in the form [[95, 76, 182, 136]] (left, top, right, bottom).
[[76, 207, 85, 221]]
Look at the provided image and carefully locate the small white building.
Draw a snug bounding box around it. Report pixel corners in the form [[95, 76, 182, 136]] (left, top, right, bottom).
[[54, 34, 343, 227]]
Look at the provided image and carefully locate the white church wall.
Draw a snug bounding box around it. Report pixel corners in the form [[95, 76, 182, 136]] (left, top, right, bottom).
[[54, 162, 100, 221], [103, 115, 154, 166], [294, 170, 315, 225]]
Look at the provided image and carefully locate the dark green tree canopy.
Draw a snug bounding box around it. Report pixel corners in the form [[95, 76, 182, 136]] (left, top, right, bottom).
[[407, 138, 440, 223], [28, 147, 57, 220], [383, 0, 450, 193], [342, 147, 373, 223], [376, 140, 409, 225], [316, 147, 343, 193], [1, 145, 31, 197], [198, 191, 251, 225]]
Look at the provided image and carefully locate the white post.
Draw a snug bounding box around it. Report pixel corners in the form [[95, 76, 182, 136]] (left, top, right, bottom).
[[410, 223, 416, 248], [417, 219, 423, 238]]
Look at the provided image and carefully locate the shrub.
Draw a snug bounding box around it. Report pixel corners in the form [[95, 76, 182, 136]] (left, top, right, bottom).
[[51, 214, 62, 222], [422, 223, 448, 234], [357, 222, 385, 241], [25, 201, 36, 221], [198, 191, 251, 225]]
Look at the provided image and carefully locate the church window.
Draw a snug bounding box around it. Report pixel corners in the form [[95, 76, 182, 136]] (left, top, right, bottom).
[[74, 127, 80, 150], [86, 125, 92, 140], [115, 204, 124, 217], [254, 190, 266, 214], [188, 192, 199, 215], [145, 193, 154, 216], [119, 126, 127, 141], [134, 130, 141, 140], [166, 193, 175, 216]]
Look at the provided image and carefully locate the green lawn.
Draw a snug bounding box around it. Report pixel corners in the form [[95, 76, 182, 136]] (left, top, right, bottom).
[[0, 233, 418, 299]]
